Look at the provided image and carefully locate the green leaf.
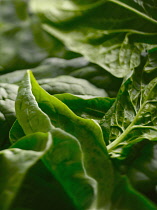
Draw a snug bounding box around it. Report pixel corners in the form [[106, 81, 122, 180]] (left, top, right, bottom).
[[0, 83, 18, 149], [121, 141, 157, 205], [9, 120, 25, 144], [14, 70, 157, 209], [54, 93, 114, 120], [0, 0, 66, 73], [38, 75, 108, 97], [0, 56, 121, 97], [43, 128, 96, 209], [15, 70, 114, 209], [0, 57, 88, 84], [15, 72, 53, 135], [11, 159, 76, 210], [30, 0, 157, 77], [111, 173, 156, 210], [0, 132, 52, 210], [101, 53, 157, 157]]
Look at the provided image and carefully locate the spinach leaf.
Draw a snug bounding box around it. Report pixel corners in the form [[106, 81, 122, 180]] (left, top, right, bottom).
[[9, 120, 25, 144], [0, 0, 67, 73], [30, 0, 157, 77], [38, 75, 107, 97], [0, 132, 52, 210], [0, 83, 18, 149], [54, 93, 114, 120], [11, 159, 76, 210], [15, 70, 113, 209], [0, 56, 121, 97], [101, 54, 157, 157], [124, 141, 157, 204], [13, 70, 157, 209]]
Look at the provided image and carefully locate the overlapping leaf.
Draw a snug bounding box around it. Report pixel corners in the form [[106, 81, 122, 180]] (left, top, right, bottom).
[[30, 0, 157, 77], [101, 54, 157, 157], [0, 83, 18, 149], [12, 70, 157, 209]]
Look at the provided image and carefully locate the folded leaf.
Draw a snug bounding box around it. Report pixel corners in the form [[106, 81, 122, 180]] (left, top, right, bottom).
[[15, 70, 114, 209], [9, 120, 25, 144]]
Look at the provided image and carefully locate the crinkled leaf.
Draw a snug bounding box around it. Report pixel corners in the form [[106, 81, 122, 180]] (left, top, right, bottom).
[[30, 0, 157, 77], [14, 70, 157, 209], [0, 83, 18, 149], [0, 57, 88, 84], [101, 53, 157, 157], [9, 121, 96, 209], [0, 57, 121, 97], [38, 75, 108, 97]]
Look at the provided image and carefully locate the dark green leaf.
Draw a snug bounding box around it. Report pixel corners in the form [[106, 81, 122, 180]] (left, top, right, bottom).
[[0, 83, 18, 149], [30, 0, 157, 77], [0, 132, 52, 210], [38, 75, 107, 97], [55, 93, 114, 120], [101, 54, 157, 157]]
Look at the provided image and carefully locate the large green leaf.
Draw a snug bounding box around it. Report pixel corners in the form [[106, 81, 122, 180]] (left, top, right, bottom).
[[30, 0, 157, 77], [14, 70, 157, 209], [0, 83, 18, 149], [54, 93, 114, 120], [101, 54, 157, 157], [0, 57, 121, 97], [38, 75, 107, 97], [15, 70, 113, 209], [0, 132, 52, 210], [11, 159, 76, 210], [0, 57, 89, 84]]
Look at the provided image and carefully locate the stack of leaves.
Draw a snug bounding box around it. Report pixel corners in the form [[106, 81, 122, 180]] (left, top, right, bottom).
[[1, 0, 157, 209]]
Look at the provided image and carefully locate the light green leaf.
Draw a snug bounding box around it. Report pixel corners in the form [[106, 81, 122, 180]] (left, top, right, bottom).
[[15, 70, 114, 209], [43, 128, 96, 209], [14, 70, 157, 209], [15, 71, 52, 135]]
